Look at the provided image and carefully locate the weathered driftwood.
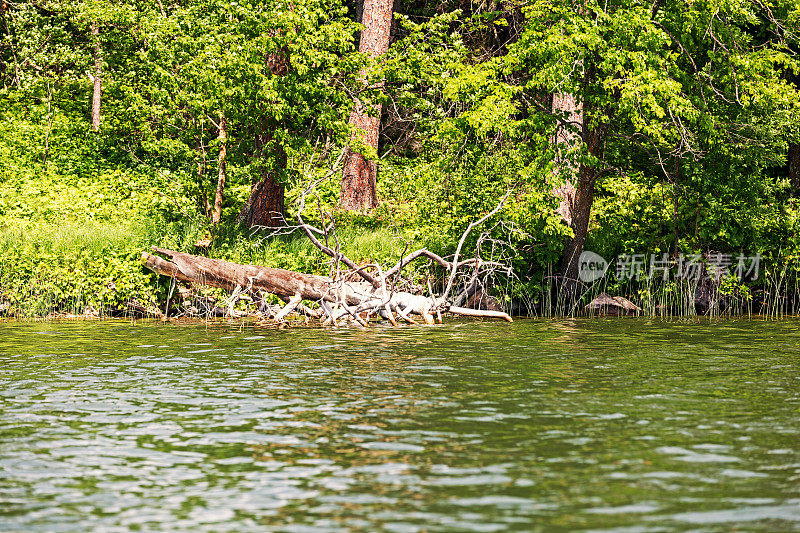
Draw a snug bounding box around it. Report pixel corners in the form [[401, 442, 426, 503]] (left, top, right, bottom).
[[142, 247, 513, 324], [143, 247, 348, 302], [143, 156, 514, 326]]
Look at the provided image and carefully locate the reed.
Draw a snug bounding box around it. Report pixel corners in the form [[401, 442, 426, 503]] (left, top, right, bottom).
[[525, 260, 799, 319]]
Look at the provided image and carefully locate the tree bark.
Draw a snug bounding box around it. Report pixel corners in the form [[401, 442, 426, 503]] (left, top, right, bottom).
[[238, 172, 285, 227], [551, 92, 582, 227], [91, 23, 102, 131], [237, 136, 286, 228], [559, 120, 609, 280], [790, 142, 800, 191], [212, 112, 226, 224], [339, 0, 394, 211]]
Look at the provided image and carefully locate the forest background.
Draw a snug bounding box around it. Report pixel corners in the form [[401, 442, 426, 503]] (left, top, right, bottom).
[[1, 0, 799, 317]]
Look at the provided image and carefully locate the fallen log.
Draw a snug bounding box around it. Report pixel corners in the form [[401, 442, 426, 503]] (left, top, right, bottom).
[[142, 160, 514, 325], [142, 247, 513, 325], [143, 247, 350, 303], [448, 306, 513, 323]]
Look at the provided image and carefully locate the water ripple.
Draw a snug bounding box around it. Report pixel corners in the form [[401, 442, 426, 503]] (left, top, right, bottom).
[[0, 319, 798, 531]]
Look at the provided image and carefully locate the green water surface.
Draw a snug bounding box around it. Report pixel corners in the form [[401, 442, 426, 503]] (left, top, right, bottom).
[[1, 319, 799, 531]]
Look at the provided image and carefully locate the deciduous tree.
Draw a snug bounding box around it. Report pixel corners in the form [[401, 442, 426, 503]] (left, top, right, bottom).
[[444, 0, 800, 280]]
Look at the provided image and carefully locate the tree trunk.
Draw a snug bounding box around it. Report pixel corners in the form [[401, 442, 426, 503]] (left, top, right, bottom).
[[339, 0, 394, 211], [143, 247, 341, 302], [91, 23, 102, 131], [559, 120, 609, 280], [197, 128, 211, 217], [789, 74, 799, 192], [141, 247, 513, 323], [237, 43, 291, 228], [555, 61, 609, 281], [790, 143, 800, 191], [551, 92, 582, 227], [559, 166, 597, 280], [238, 172, 285, 227], [212, 112, 226, 224], [237, 135, 286, 228]]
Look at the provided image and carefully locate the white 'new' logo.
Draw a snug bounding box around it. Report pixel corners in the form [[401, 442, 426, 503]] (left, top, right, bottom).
[[578, 251, 608, 283]]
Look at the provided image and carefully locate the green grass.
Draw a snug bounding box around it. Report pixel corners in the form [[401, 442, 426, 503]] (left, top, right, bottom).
[[0, 219, 143, 256], [0, 214, 431, 317], [202, 222, 418, 275]]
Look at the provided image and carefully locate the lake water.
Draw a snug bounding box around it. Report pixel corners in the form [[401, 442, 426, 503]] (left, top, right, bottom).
[[1, 319, 799, 531]]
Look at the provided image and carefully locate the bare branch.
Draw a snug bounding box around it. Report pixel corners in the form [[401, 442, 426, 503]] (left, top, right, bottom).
[[439, 190, 512, 305]]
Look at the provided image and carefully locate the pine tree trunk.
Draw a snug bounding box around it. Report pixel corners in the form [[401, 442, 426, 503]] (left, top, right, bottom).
[[211, 113, 227, 224], [339, 0, 394, 211], [91, 23, 102, 131], [239, 172, 285, 228], [237, 133, 286, 228]]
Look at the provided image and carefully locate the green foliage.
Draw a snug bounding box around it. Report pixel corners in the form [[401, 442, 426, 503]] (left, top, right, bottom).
[[1, 0, 799, 316], [379, 143, 567, 268], [0, 220, 162, 316]]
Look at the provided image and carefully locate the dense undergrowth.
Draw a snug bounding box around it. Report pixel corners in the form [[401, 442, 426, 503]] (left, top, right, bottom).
[[1, 120, 798, 318]]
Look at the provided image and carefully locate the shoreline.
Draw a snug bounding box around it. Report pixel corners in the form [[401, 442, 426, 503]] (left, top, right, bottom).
[[2, 312, 797, 325]]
